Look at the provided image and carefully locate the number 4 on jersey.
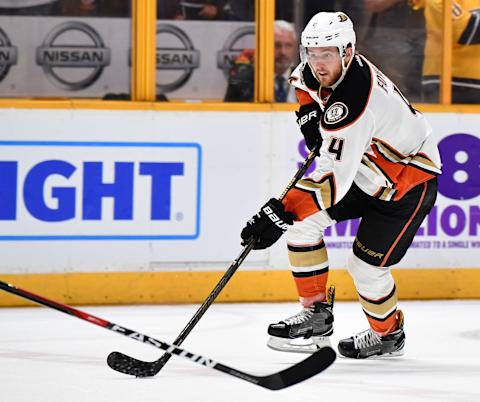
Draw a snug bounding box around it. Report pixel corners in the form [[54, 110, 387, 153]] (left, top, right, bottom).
[[328, 137, 345, 161]]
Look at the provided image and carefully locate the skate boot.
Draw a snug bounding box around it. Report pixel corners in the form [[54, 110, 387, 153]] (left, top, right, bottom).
[[267, 286, 335, 354], [338, 310, 405, 359]]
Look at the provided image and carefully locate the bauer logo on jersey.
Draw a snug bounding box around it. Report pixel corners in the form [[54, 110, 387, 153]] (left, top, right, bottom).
[[324, 102, 348, 124]]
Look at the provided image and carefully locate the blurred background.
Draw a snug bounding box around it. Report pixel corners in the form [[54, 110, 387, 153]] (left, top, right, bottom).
[[0, 0, 477, 104]]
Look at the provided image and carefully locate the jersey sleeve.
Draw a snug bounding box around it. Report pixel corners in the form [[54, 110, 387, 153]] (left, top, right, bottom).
[[283, 109, 374, 221]]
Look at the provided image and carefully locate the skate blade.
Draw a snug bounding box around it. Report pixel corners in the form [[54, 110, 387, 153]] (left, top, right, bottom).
[[364, 349, 405, 360], [338, 348, 405, 359], [267, 335, 332, 354], [373, 348, 406, 358]]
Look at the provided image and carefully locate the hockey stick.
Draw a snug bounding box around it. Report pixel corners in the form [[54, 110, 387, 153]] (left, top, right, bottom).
[[0, 279, 335, 390], [107, 146, 320, 378]]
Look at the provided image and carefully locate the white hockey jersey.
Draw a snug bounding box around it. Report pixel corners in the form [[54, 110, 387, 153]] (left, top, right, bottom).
[[284, 54, 442, 221]]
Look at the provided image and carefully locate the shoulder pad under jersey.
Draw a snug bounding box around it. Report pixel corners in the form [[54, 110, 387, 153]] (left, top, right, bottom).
[[321, 55, 373, 131]]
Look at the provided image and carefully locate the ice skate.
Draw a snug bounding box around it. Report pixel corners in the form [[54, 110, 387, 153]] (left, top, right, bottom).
[[338, 310, 405, 359], [267, 286, 335, 354]]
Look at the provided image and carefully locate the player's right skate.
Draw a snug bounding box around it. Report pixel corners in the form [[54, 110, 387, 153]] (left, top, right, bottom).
[[267, 286, 335, 353]]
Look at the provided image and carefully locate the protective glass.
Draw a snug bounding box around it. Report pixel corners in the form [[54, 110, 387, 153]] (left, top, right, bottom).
[[159, 0, 256, 103], [0, 1, 131, 99]]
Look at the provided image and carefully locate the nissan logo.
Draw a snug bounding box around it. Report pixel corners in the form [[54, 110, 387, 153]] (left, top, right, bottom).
[[156, 24, 200, 93], [36, 21, 111, 91], [0, 27, 18, 82], [217, 25, 255, 77]]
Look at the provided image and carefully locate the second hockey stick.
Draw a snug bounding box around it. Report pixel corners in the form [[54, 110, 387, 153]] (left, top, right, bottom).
[[0, 279, 335, 390], [107, 145, 320, 378]]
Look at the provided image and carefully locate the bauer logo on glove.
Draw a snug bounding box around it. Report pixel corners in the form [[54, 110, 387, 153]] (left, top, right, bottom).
[[295, 102, 322, 153], [240, 198, 295, 250], [297, 109, 318, 127], [262, 205, 291, 231]]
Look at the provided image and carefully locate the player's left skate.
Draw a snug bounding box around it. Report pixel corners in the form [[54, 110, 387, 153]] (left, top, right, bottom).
[[267, 286, 335, 354], [337, 310, 405, 359]]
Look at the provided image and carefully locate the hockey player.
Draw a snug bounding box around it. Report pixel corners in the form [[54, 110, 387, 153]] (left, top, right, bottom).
[[240, 11, 441, 359]]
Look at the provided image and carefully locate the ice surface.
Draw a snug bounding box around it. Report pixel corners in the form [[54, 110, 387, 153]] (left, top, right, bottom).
[[1, 300, 479, 402]]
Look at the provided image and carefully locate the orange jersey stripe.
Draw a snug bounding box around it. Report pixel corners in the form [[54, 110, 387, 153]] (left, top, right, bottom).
[[369, 146, 435, 200], [283, 187, 321, 221], [283, 174, 336, 221]]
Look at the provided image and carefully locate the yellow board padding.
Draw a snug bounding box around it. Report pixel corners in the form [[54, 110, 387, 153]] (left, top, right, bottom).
[[0, 268, 479, 307], [0, 98, 480, 114]]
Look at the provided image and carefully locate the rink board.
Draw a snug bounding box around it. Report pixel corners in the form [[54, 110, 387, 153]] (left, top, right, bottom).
[[1, 269, 479, 307], [0, 107, 478, 305]]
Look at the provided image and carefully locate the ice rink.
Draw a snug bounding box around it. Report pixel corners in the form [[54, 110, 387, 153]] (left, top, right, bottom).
[[1, 300, 479, 402]]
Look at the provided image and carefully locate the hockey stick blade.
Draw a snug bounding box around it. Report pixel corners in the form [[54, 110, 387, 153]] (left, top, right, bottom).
[[0, 279, 336, 390], [108, 346, 336, 390], [106, 146, 322, 378], [106, 239, 256, 378], [107, 352, 166, 378]]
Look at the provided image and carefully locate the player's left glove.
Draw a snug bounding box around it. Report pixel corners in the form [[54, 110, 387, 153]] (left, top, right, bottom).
[[295, 102, 322, 154], [240, 198, 296, 250]]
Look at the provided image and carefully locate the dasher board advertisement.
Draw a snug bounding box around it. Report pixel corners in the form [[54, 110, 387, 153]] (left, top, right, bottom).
[[0, 108, 268, 273]]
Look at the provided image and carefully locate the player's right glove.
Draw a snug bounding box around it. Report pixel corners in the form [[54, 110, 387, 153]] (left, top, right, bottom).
[[295, 102, 322, 154], [240, 198, 296, 250]]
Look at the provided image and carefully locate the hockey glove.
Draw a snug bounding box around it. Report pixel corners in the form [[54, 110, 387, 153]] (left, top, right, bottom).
[[295, 102, 322, 154], [241, 198, 296, 250]]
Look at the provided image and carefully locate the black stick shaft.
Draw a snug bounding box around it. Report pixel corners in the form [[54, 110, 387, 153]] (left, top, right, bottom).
[[145, 147, 319, 373], [0, 279, 336, 390]]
